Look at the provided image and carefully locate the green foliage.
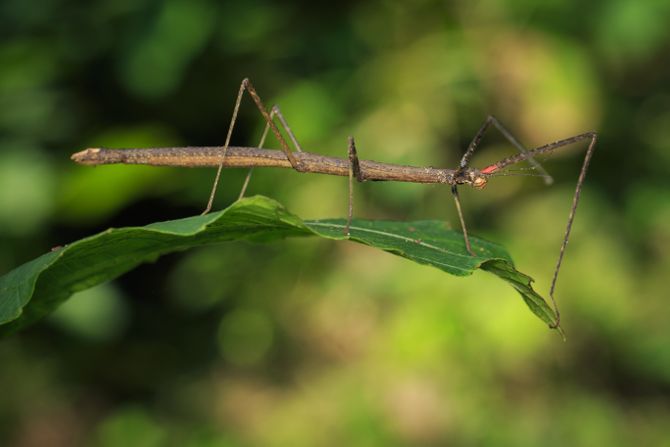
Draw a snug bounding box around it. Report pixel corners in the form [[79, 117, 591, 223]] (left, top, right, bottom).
[[0, 196, 559, 336], [3, 0, 670, 444]]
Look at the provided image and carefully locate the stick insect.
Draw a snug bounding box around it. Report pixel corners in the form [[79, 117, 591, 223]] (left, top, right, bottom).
[[72, 78, 598, 328]]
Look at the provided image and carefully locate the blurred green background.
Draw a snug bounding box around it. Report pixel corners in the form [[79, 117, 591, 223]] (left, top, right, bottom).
[[2, 0, 670, 445]]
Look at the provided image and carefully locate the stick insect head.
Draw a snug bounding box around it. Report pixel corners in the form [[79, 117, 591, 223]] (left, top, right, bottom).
[[455, 167, 489, 189]]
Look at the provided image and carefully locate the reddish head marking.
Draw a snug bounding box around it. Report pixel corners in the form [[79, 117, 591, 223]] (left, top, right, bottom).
[[481, 164, 499, 175]]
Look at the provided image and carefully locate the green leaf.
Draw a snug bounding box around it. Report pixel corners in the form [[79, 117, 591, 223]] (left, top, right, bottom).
[[0, 195, 562, 336]]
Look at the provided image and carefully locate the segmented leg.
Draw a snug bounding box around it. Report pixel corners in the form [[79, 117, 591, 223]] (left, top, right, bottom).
[[345, 136, 363, 236], [481, 131, 598, 329], [459, 115, 553, 184], [451, 116, 553, 273], [238, 104, 304, 199], [545, 132, 597, 328], [451, 185, 475, 256], [203, 78, 305, 214]]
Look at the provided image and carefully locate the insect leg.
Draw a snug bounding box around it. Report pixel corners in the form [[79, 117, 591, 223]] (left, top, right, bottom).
[[546, 132, 598, 329], [345, 136, 364, 236], [481, 131, 598, 329], [238, 104, 305, 199], [203, 78, 305, 214], [451, 185, 475, 256], [459, 115, 552, 184]]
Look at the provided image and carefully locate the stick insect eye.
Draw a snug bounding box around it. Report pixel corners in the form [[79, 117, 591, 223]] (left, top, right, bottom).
[[473, 176, 487, 189]]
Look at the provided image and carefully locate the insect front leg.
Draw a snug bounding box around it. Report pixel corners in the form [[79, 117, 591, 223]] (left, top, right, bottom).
[[459, 115, 552, 184], [451, 184, 476, 256]]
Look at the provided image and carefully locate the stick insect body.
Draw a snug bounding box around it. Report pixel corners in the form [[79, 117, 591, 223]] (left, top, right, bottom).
[[72, 78, 598, 329]]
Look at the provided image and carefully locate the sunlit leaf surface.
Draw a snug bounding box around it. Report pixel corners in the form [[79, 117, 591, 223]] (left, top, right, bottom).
[[0, 196, 560, 336]]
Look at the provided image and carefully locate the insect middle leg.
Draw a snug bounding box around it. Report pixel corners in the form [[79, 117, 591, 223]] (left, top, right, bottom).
[[345, 136, 364, 236]]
